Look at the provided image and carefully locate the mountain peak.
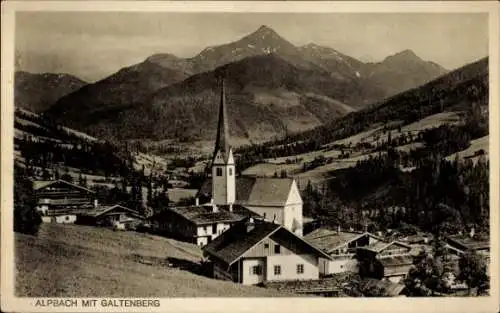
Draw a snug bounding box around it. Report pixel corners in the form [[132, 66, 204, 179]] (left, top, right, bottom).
[[246, 25, 283, 41], [256, 24, 276, 33], [383, 49, 422, 63]]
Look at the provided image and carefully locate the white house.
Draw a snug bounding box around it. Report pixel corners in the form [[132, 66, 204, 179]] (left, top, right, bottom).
[[203, 219, 332, 285]]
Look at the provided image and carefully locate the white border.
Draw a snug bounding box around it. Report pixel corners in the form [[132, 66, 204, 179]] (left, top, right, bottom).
[[1, 2, 499, 313]]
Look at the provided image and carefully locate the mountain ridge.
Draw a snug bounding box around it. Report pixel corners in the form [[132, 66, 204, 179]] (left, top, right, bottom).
[[43, 25, 450, 143], [15, 71, 87, 112]]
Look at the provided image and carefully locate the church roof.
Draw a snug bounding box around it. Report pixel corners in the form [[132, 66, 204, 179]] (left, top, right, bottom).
[[198, 176, 296, 207]]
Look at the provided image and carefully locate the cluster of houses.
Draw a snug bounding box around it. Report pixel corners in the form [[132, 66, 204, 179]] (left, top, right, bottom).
[[30, 81, 490, 296], [33, 179, 145, 230]]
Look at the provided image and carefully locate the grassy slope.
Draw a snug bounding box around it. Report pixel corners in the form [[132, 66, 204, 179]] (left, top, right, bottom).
[[242, 111, 466, 186], [15, 223, 292, 297]]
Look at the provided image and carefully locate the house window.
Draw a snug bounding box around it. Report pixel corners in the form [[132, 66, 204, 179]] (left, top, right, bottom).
[[212, 224, 217, 234], [251, 265, 262, 275], [263, 212, 267, 219], [228, 168, 233, 176], [274, 245, 281, 254], [216, 167, 223, 176], [274, 265, 281, 276], [297, 264, 304, 274], [264, 243, 269, 249]]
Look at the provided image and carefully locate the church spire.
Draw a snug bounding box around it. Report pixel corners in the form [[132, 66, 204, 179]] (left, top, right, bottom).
[[212, 78, 230, 164]]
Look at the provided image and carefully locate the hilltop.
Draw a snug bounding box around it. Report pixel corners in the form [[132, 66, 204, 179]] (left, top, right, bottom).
[[15, 71, 87, 112]]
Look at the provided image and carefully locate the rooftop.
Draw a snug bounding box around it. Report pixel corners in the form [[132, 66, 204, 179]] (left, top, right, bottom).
[[83, 204, 143, 218], [379, 255, 414, 267], [198, 176, 296, 207], [168, 205, 247, 226], [204, 220, 331, 267], [304, 228, 371, 253], [33, 179, 95, 193], [446, 235, 490, 251], [362, 241, 412, 253], [204, 220, 281, 266]]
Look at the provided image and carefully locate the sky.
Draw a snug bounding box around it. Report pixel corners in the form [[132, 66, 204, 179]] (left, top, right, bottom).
[[15, 12, 489, 82]]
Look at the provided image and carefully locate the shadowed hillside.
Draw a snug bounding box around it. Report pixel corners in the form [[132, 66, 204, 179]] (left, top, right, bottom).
[[15, 71, 87, 112]]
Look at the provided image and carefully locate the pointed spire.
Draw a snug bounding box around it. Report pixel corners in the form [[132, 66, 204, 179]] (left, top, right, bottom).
[[212, 77, 230, 164]]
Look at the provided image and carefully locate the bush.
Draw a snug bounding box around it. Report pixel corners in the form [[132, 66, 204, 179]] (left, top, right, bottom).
[[14, 205, 42, 236], [14, 168, 42, 235]]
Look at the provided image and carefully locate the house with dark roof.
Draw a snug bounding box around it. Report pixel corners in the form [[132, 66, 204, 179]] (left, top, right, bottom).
[[33, 179, 96, 223], [196, 80, 304, 236], [150, 203, 256, 246], [304, 228, 384, 275], [202, 219, 332, 285], [357, 241, 414, 284]]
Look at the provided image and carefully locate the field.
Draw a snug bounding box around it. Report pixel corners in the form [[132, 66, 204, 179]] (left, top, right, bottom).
[[445, 135, 489, 163], [242, 111, 464, 187], [15, 223, 292, 297]]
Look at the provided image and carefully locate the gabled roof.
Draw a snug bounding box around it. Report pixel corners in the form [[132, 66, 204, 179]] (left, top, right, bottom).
[[203, 220, 332, 267], [33, 179, 95, 194], [304, 228, 382, 253], [361, 241, 412, 253], [83, 204, 143, 218], [198, 176, 297, 207], [164, 205, 247, 226]]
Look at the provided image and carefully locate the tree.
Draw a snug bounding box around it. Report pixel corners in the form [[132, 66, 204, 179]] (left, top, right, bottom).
[[456, 251, 489, 296], [14, 167, 42, 235], [404, 247, 451, 296]]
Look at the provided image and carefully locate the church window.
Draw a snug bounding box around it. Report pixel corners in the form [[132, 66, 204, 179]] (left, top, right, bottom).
[[228, 168, 233, 176], [216, 167, 223, 176]]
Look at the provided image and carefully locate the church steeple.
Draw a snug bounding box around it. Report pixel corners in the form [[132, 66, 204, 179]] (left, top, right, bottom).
[[211, 78, 236, 206], [212, 78, 230, 165]]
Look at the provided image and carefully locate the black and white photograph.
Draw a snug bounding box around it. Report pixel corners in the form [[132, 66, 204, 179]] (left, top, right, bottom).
[[1, 1, 499, 312]]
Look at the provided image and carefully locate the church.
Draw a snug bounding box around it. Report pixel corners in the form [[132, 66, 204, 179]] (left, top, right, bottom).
[[197, 80, 304, 237]]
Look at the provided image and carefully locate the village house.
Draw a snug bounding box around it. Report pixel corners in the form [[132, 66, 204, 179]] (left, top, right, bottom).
[[197, 80, 304, 236], [356, 241, 414, 284], [77, 204, 145, 230], [33, 179, 96, 223], [445, 229, 490, 275], [445, 231, 489, 258], [150, 203, 257, 246], [304, 228, 384, 276], [202, 218, 332, 285]]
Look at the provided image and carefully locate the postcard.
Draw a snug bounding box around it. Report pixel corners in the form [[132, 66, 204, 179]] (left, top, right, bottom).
[[1, 1, 499, 313]]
